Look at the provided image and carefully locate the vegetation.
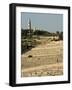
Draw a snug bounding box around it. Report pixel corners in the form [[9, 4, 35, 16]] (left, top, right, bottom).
[[56, 31, 63, 40], [21, 29, 63, 54], [33, 30, 53, 36], [21, 29, 58, 38]]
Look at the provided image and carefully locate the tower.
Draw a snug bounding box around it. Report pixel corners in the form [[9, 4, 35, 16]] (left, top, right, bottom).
[[28, 18, 31, 30], [27, 18, 32, 38]]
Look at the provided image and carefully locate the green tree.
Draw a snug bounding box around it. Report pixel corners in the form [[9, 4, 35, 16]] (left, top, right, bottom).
[[59, 32, 63, 40]]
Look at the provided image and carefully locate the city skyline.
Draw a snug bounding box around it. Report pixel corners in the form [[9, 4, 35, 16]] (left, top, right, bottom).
[[21, 12, 63, 32]]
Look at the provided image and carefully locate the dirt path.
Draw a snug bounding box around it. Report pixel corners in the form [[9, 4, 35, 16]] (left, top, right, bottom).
[[21, 41, 63, 77]]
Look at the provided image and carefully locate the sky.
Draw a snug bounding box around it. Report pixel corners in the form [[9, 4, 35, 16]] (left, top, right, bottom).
[[21, 12, 63, 32]]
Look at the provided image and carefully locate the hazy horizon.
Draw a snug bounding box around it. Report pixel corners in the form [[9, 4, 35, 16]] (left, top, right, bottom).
[[21, 12, 63, 33]]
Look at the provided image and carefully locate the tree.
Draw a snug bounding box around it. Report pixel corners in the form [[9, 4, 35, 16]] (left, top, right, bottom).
[[56, 31, 63, 40], [59, 32, 63, 40], [56, 31, 59, 35]]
